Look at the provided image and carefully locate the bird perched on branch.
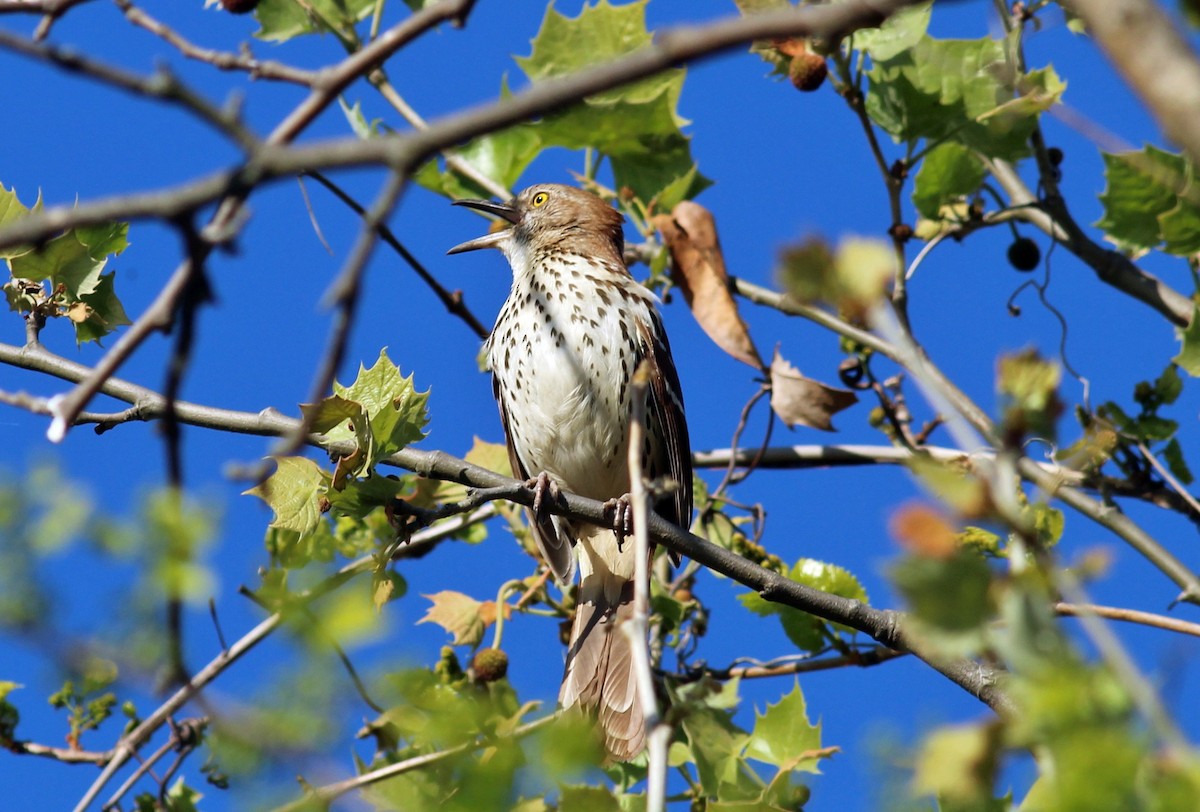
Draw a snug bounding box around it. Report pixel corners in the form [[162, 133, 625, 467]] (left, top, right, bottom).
[[449, 183, 693, 761]]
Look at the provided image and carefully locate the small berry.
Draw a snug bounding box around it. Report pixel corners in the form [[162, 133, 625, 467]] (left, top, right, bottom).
[[1047, 146, 1064, 166], [470, 648, 508, 683], [789, 53, 828, 92], [219, 0, 258, 13], [1007, 237, 1041, 272]]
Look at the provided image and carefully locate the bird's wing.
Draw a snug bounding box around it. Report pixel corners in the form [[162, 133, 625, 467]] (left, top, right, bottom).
[[637, 314, 694, 543], [494, 374, 576, 584]]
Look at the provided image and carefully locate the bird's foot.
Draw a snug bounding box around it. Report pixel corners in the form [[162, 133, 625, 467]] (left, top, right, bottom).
[[528, 472, 561, 521], [603, 494, 634, 552]]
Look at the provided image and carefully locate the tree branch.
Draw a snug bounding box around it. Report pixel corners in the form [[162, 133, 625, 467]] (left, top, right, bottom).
[[985, 157, 1192, 327], [1064, 0, 1200, 172]]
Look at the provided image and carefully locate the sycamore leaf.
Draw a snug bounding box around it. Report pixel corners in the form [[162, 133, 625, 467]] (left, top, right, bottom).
[[739, 558, 866, 652], [654, 202, 763, 370], [372, 566, 407, 613], [853, 1, 931, 60], [253, 0, 376, 42], [1174, 306, 1200, 376], [890, 545, 993, 637], [913, 141, 987, 220], [302, 394, 372, 483], [72, 271, 132, 346], [998, 348, 1062, 441], [1095, 145, 1195, 254], [790, 558, 868, 605], [1164, 438, 1194, 485], [244, 457, 330, 537], [865, 34, 1059, 160], [769, 348, 857, 431], [559, 786, 621, 812], [324, 474, 408, 520], [0, 184, 41, 259], [338, 97, 386, 140], [913, 723, 1002, 804], [333, 349, 429, 465], [12, 231, 104, 299], [678, 703, 753, 798], [513, 0, 707, 205], [745, 681, 824, 772], [417, 591, 494, 648], [905, 452, 990, 517], [74, 222, 129, 260], [415, 119, 542, 201]]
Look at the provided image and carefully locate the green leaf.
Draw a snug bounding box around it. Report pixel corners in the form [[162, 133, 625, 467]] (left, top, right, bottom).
[[745, 681, 823, 771], [332, 349, 429, 465], [1164, 438, 1194, 485], [324, 474, 408, 520], [789, 558, 868, 605], [913, 142, 987, 220], [253, 0, 375, 42], [1095, 146, 1191, 253], [1027, 502, 1064, 547], [679, 704, 752, 799], [516, 1, 657, 83], [12, 230, 104, 298], [337, 97, 385, 140], [913, 722, 1001, 805], [997, 348, 1062, 441], [0, 184, 40, 259], [739, 558, 866, 651], [891, 549, 993, 642], [1156, 363, 1185, 404], [416, 120, 541, 201], [74, 222, 129, 260], [853, 1, 931, 61], [559, 785, 621, 812], [1174, 306, 1200, 376], [72, 271, 132, 346], [244, 457, 330, 537], [866, 35, 1056, 159], [513, 0, 706, 205]]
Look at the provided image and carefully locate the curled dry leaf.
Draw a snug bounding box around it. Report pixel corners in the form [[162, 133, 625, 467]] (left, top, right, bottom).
[[653, 201, 764, 371], [888, 503, 958, 559], [769, 347, 857, 431], [418, 590, 506, 648]]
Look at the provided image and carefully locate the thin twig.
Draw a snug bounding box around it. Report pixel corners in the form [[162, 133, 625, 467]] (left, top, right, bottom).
[[625, 361, 668, 812], [113, 0, 315, 85], [274, 714, 556, 810], [1137, 442, 1200, 521], [303, 170, 490, 339]]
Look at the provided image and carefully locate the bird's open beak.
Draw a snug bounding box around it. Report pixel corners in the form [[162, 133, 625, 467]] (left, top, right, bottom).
[[447, 198, 522, 254]]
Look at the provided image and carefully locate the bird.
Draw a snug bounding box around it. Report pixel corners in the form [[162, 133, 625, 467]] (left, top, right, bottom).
[[448, 183, 693, 761]]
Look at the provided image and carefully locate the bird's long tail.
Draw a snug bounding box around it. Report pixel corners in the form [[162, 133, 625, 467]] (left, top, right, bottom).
[[559, 527, 646, 762]]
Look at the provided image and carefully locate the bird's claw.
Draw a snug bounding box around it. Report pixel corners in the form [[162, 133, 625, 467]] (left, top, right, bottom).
[[603, 494, 634, 552], [529, 472, 560, 520]]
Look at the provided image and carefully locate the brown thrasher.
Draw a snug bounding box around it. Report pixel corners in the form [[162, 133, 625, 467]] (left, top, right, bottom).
[[449, 183, 692, 761]]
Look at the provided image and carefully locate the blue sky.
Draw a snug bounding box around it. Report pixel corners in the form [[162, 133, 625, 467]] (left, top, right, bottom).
[[3, 1, 1199, 809]]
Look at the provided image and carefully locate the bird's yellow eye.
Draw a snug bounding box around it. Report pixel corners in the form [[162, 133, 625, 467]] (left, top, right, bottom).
[[531, 191, 549, 208]]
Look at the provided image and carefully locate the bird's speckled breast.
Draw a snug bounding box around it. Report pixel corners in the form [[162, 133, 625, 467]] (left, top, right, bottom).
[[487, 251, 651, 501]]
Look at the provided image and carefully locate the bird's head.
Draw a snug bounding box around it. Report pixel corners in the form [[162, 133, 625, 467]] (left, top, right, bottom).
[[447, 183, 625, 259]]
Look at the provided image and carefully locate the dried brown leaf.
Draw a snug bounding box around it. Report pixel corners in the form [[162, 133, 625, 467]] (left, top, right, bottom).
[[654, 202, 764, 370], [768, 347, 857, 431], [889, 503, 958, 559]]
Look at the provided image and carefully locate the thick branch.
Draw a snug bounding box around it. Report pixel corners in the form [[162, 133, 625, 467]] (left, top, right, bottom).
[[1065, 0, 1200, 172], [0, 341, 1009, 714], [0, 0, 923, 254], [987, 158, 1192, 327]]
